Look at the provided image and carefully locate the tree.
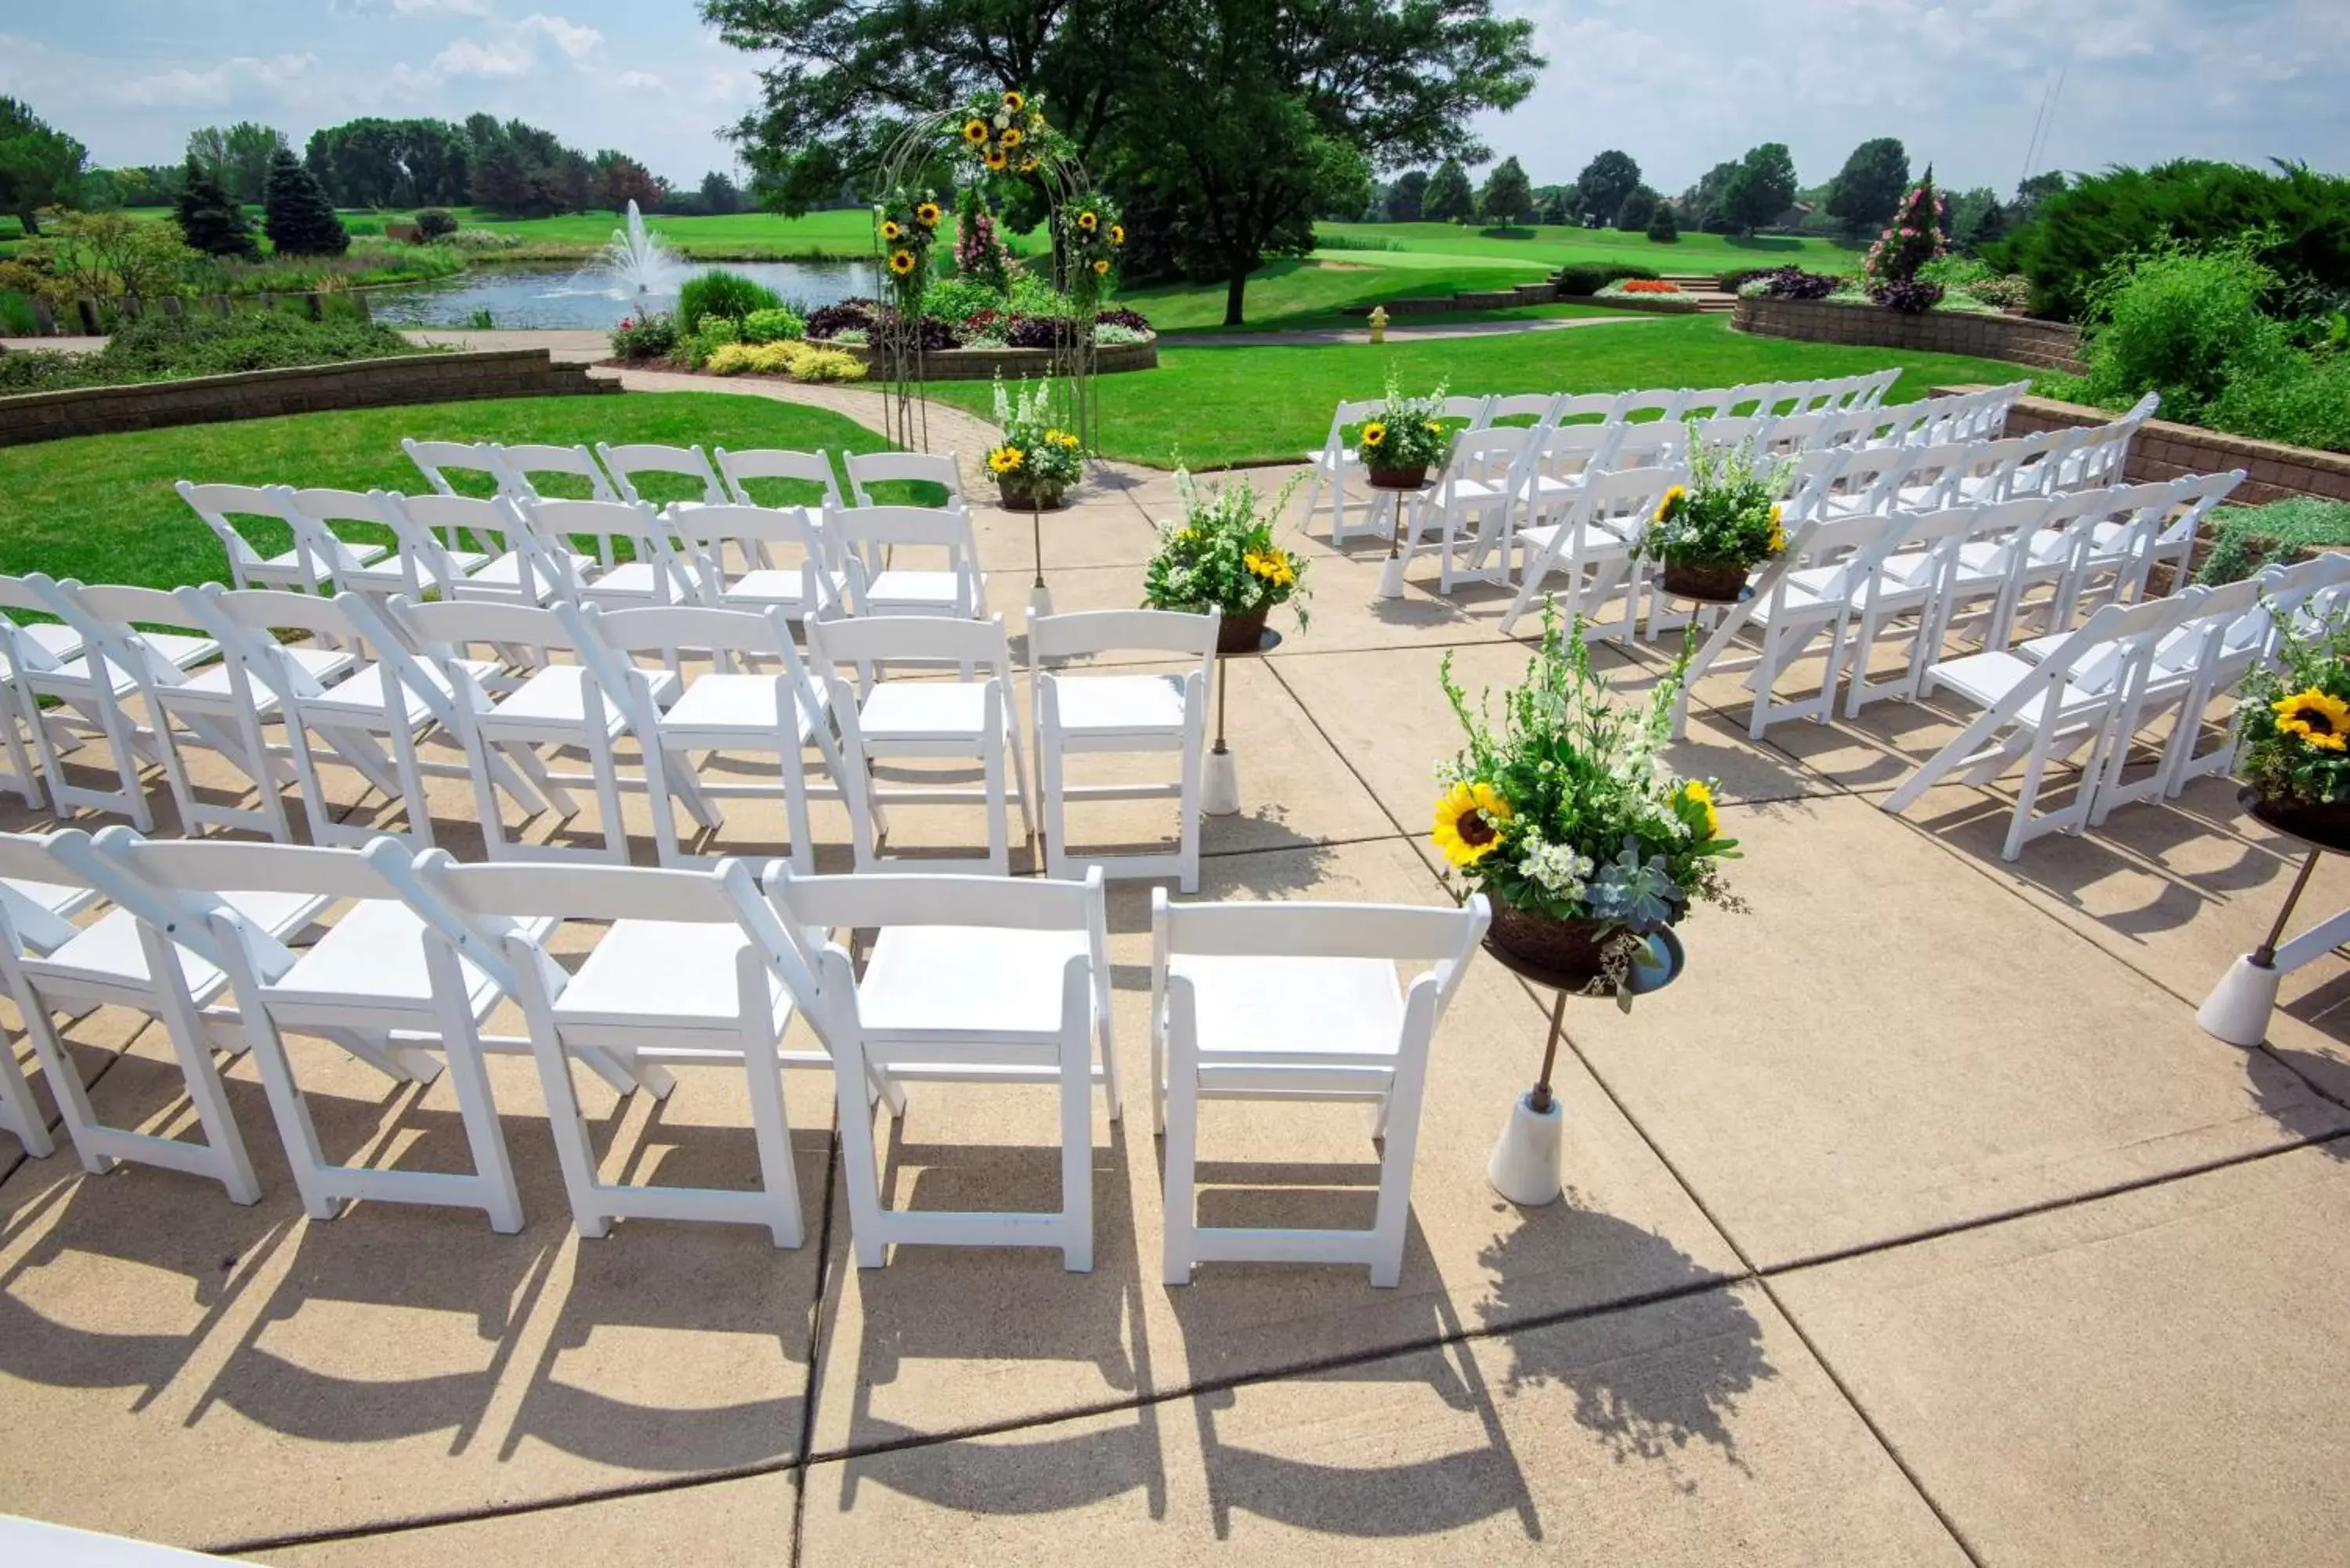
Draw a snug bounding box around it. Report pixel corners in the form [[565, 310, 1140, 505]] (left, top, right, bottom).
[[1945, 184, 2001, 248], [1720, 142, 1798, 233], [1478, 155, 1533, 227], [186, 122, 287, 204], [1863, 165, 1945, 291], [0, 97, 87, 235], [700, 169, 744, 215], [263, 146, 349, 256], [1423, 157, 1477, 222], [1681, 159, 1738, 232], [1537, 186, 1571, 225], [1824, 136, 1907, 239], [1645, 201, 1678, 244], [1613, 186, 1657, 232], [0, 208, 195, 305], [172, 154, 257, 258], [1386, 169, 1429, 222], [1572, 150, 1640, 226], [595, 150, 663, 213]]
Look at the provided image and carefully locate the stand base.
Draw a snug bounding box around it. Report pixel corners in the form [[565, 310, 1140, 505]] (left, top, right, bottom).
[[1487, 1091, 1564, 1206], [1202, 746, 1240, 816], [2198, 955, 2283, 1046], [1027, 582, 1055, 623], [1376, 553, 1407, 600]]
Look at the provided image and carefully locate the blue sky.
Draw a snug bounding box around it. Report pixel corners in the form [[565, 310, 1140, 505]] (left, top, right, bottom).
[[5, 0, 2346, 197]]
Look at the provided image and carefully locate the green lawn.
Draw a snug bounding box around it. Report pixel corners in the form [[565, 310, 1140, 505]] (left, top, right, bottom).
[[388, 207, 1033, 261], [931, 315, 2032, 467], [1133, 260, 1616, 334], [1311, 221, 1856, 274], [0, 393, 895, 592]]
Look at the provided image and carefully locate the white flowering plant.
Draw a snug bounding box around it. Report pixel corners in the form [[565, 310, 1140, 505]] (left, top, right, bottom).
[[1433, 602, 1741, 927]]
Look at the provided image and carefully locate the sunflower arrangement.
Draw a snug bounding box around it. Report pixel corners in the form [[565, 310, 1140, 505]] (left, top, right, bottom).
[[1346, 369, 1458, 478], [1058, 193, 1125, 308], [2238, 609, 2350, 815], [873, 184, 943, 312], [984, 374, 1085, 505], [1436, 602, 1741, 998], [1141, 467, 1311, 641], [1632, 424, 1796, 592], [959, 87, 1052, 175]]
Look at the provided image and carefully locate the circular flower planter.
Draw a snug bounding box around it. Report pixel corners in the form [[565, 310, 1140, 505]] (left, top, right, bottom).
[[1485, 900, 1622, 984], [1659, 559, 1752, 603], [1366, 464, 1430, 490], [1216, 603, 1271, 655], [2240, 786, 2350, 853], [996, 477, 1069, 511]]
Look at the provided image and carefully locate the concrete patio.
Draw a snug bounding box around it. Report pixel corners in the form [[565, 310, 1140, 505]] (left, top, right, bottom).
[[5, 433, 2350, 1566]]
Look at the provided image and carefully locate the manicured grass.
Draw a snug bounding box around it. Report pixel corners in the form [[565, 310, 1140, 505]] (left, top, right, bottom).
[[390, 207, 1039, 261], [1133, 260, 1605, 333], [930, 315, 2035, 468], [1311, 221, 1856, 275], [0, 393, 894, 592]]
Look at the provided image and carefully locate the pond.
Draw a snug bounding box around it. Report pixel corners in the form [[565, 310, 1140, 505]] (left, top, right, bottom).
[[364, 261, 883, 330]]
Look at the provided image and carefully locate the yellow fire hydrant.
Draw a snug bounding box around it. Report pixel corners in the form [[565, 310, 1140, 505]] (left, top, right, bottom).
[[1368, 305, 1389, 345]]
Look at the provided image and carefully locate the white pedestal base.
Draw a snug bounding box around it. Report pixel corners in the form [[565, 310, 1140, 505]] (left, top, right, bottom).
[[1376, 552, 1406, 600], [2198, 955, 2283, 1046], [1027, 582, 1055, 623], [1486, 1091, 1564, 1206], [1202, 746, 1240, 816]]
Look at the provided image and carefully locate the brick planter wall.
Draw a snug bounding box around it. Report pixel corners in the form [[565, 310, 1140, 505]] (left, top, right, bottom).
[[0, 349, 613, 448], [1935, 385, 2350, 507], [1342, 282, 1560, 317], [822, 334, 1158, 382], [1734, 296, 2084, 371]]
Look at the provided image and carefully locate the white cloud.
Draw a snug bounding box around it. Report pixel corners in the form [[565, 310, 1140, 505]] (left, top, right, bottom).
[[427, 13, 605, 79], [109, 52, 325, 110]]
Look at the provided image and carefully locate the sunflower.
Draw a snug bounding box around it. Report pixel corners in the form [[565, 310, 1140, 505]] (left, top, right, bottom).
[[2274, 688, 2350, 752], [1077, 210, 1097, 231], [1000, 127, 1024, 148], [888, 248, 916, 276], [1432, 782, 1513, 868], [1092, 257, 1110, 274], [914, 201, 941, 226], [1244, 548, 1296, 587], [880, 219, 902, 241], [1654, 484, 1687, 522], [1018, 155, 1039, 172], [985, 147, 1008, 171], [1044, 428, 1079, 449], [1359, 420, 1386, 450], [961, 118, 989, 145], [1109, 223, 1125, 245], [1677, 779, 1721, 839], [988, 446, 1025, 474], [1002, 89, 1025, 112]]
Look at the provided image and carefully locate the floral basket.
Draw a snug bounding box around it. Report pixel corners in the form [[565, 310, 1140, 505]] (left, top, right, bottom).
[[985, 373, 1083, 508], [2237, 609, 2350, 845], [1347, 369, 1458, 489], [1634, 424, 1796, 602], [1141, 468, 1310, 645]]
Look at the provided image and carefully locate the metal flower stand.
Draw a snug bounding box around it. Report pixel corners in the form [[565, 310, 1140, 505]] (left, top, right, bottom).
[[1481, 928, 1685, 1205], [2198, 792, 2350, 1045], [1202, 627, 1282, 816], [1369, 475, 1437, 600]]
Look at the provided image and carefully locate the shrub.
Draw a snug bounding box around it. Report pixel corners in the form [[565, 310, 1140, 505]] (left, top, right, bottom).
[[1746, 266, 1840, 301], [1094, 322, 1148, 345], [1646, 204, 1678, 243], [415, 208, 459, 240], [609, 311, 678, 360], [922, 276, 1009, 325], [1006, 315, 1066, 349], [740, 305, 806, 343], [2207, 352, 2350, 453], [2196, 498, 2350, 584], [0, 309, 425, 393], [1554, 262, 1661, 296], [1869, 279, 1945, 313], [792, 348, 866, 382], [262, 147, 349, 257], [702, 341, 769, 376], [1096, 306, 1152, 333], [804, 298, 876, 338], [1862, 173, 1947, 293], [1007, 272, 1073, 319], [677, 269, 783, 334], [2074, 240, 2287, 420], [436, 227, 522, 251], [1961, 273, 2031, 310], [1716, 268, 1770, 293]]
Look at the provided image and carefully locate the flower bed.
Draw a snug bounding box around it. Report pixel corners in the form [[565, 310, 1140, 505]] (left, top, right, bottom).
[[1586, 279, 1702, 315], [1734, 296, 2084, 371]]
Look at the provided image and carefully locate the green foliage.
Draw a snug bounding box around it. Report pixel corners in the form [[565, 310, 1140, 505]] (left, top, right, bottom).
[[1986, 160, 2350, 323], [1479, 157, 1535, 226], [0, 309, 425, 395], [172, 155, 258, 258], [305, 117, 474, 208], [1611, 186, 1657, 233], [0, 98, 89, 233], [1386, 170, 1429, 222], [677, 269, 783, 334], [1434, 603, 1737, 932], [1633, 428, 1794, 568], [2207, 352, 2350, 453], [923, 275, 1007, 324], [1574, 150, 1642, 226], [1824, 137, 1907, 238], [1721, 143, 1799, 233], [1645, 203, 1678, 244], [985, 375, 1086, 491], [1141, 468, 1310, 623], [415, 208, 459, 240], [1554, 260, 1660, 295], [185, 123, 287, 205], [2073, 238, 2287, 420], [2196, 500, 2350, 586], [739, 305, 806, 342], [609, 311, 679, 360], [2237, 609, 2350, 805], [0, 208, 198, 307], [1862, 167, 1945, 292], [1423, 159, 1477, 223], [262, 147, 348, 257]]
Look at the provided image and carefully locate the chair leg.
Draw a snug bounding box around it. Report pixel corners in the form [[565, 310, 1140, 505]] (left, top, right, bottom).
[[139, 927, 261, 1205], [1059, 985, 1094, 1275], [738, 1017, 804, 1249], [831, 1040, 890, 1269], [0, 1033, 55, 1158], [1160, 1022, 1198, 1287]]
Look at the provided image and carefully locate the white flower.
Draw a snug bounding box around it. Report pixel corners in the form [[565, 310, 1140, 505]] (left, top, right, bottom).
[[1518, 837, 1596, 899]]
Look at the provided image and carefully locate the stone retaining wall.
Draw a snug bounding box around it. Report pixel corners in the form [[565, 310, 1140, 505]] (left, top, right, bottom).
[[0, 349, 613, 447], [1931, 385, 2350, 508], [826, 334, 1157, 381], [1734, 296, 2084, 371], [1342, 281, 1557, 317]]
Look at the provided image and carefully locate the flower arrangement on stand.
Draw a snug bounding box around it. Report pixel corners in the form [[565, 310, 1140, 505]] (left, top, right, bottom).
[[873, 185, 944, 374], [1141, 467, 1310, 652], [2237, 611, 2350, 838], [1632, 428, 1796, 602], [1861, 167, 1949, 313], [1346, 370, 1458, 487], [954, 182, 1013, 294], [1059, 193, 1125, 313], [1434, 602, 1742, 1004], [984, 374, 1084, 510]]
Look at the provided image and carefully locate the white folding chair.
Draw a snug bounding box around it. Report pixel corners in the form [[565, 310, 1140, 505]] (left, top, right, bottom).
[[268, 486, 396, 599], [670, 502, 848, 624], [2148, 553, 2350, 797], [1506, 421, 1629, 555], [2051, 481, 2182, 624], [768, 865, 1112, 1270], [493, 442, 620, 503], [1029, 609, 1216, 891], [1837, 506, 1993, 717], [177, 482, 311, 594], [0, 577, 89, 810], [0, 855, 104, 1156], [1302, 397, 1382, 544], [1499, 465, 1683, 640], [2057, 396, 2158, 490], [378, 491, 584, 605], [1481, 393, 1564, 429], [2126, 470, 2245, 601], [523, 497, 698, 608], [403, 437, 510, 502], [1399, 427, 1528, 593], [566, 600, 842, 873], [424, 854, 818, 1245], [2081, 575, 2276, 822], [597, 441, 727, 507], [1153, 890, 1489, 1287], [807, 613, 1034, 874], [844, 450, 964, 509], [1697, 511, 1903, 738], [714, 446, 845, 509], [826, 502, 987, 619]]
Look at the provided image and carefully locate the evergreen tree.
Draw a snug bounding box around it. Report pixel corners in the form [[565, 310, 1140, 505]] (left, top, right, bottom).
[[1477, 156, 1533, 227], [1423, 158, 1477, 223], [1824, 137, 1908, 238], [1613, 186, 1657, 232], [1386, 170, 1428, 222], [262, 146, 348, 256], [1645, 201, 1678, 243], [172, 153, 257, 258]]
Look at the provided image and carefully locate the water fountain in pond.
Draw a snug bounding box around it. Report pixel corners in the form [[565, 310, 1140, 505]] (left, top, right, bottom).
[[560, 199, 685, 300]]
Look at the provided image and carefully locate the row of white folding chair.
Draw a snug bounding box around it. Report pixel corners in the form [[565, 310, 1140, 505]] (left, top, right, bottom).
[[2, 824, 1485, 1284], [403, 439, 964, 512]]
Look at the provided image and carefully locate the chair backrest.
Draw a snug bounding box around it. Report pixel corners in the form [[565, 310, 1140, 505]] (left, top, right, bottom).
[[1778, 448, 1852, 523], [822, 500, 978, 587], [770, 863, 1101, 942], [403, 439, 507, 498], [667, 499, 832, 576], [1577, 464, 1686, 542], [273, 485, 393, 583], [714, 446, 844, 509], [1531, 420, 1629, 485], [493, 443, 619, 502], [1615, 388, 1691, 423], [1444, 426, 1529, 490], [1482, 393, 1562, 428], [175, 583, 367, 705], [1153, 890, 1491, 1034], [1441, 394, 1495, 429], [1550, 391, 1629, 425], [374, 490, 533, 597], [1891, 442, 1977, 508], [596, 442, 725, 507], [524, 496, 680, 580], [1759, 411, 1828, 457], [1864, 505, 1986, 594], [395, 594, 580, 703], [571, 599, 829, 747], [1687, 414, 1774, 457], [807, 610, 1011, 690], [176, 482, 291, 580], [1321, 398, 1384, 453], [1027, 608, 1219, 666], [844, 450, 962, 508], [1720, 381, 1781, 417], [30, 576, 207, 690], [1675, 387, 1734, 421], [1607, 418, 1683, 471], [1768, 510, 1902, 609], [2154, 469, 2246, 547]]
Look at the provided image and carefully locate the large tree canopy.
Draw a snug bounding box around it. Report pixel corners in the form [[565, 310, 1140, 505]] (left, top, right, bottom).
[[702, 0, 1540, 322], [1720, 141, 1798, 233], [0, 97, 88, 236], [186, 122, 287, 206], [1572, 150, 1640, 226], [1824, 135, 1907, 238]]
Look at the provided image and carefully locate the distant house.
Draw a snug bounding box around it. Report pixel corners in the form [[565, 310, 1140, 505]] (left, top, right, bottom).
[[1772, 201, 1814, 231]]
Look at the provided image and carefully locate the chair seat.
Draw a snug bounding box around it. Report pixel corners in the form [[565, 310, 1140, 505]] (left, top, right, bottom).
[[722, 568, 849, 612], [1930, 650, 2113, 720], [551, 919, 790, 1033], [580, 561, 690, 604], [34, 889, 324, 999], [16, 623, 85, 663], [864, 569, 970, 610], [141, 633, 219, 670], [486, 664, 680, 737], [1050, 673, 1189, 735], [167, 646, 358, 715], [1170, 954, 1403, 1059], [306, 657, 498, 726], [259, 900, 555, 1019], [857, 681, 993, 742], [1518, 522, 1629, 562], [662, 673, 826, 742], [857, 925, 1087, 1037]]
